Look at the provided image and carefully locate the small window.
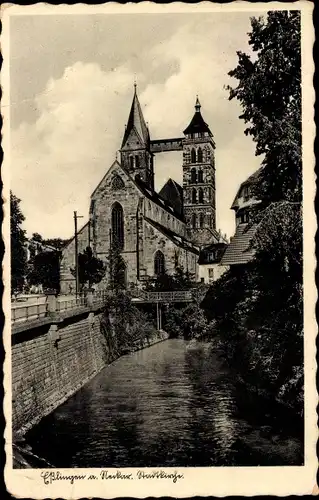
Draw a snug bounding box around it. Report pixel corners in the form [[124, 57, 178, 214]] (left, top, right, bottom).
[[135, 155, 140, 168], [208, 268, 214, 283], [240, 212, 249, 224], [198, 169, 204, 183], [129, 156, 134, 169], [198, 188, 204, 204]]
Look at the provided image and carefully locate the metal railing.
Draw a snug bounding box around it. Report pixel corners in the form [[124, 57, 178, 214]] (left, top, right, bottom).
[[11, 288, 196, 324], [140, 290, 195, 303]]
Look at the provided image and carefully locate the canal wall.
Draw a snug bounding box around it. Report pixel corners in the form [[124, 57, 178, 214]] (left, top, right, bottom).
[[12, 305, 168, 437]]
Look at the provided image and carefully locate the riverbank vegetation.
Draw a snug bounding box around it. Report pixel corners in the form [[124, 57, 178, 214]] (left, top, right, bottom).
[[202, 11, 303, 414]]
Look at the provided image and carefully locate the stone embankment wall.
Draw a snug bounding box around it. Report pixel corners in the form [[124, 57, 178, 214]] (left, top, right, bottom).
[[12, 307, 168, 436]]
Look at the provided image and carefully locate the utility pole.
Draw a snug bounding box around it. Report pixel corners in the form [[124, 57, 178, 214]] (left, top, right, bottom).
[[74, 211, 83, 297]]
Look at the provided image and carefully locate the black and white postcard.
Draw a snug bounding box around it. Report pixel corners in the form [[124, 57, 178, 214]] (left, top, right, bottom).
[[2, 1, 316, 497]]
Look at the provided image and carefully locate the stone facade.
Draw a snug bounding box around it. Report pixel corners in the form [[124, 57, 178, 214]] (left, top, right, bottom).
[[60, 89, 224, 293]]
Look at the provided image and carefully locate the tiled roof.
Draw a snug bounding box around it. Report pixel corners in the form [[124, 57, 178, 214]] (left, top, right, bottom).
[[158, 178, 183, 216], [144, 216, 199, 255], [220, 223, 256, 266]]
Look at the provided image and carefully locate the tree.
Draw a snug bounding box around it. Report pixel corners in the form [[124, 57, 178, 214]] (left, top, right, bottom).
[[144, 266, 195, 292], [107, 241, 126, 291], [10, 192, 27, 293], [71, 246, 106, 290], [28, 250, 61, 293], [43, 238, 71, 250], [227, 11, 301, 205]]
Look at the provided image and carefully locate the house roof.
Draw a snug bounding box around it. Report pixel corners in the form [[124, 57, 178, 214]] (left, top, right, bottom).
[[144, 216, 199, 255], [158, 178, 183, 216], [183, 97, 212, 136], [220, 223, 256, 266], [231, 167, 263, 210], [121, 86, 150, 147]]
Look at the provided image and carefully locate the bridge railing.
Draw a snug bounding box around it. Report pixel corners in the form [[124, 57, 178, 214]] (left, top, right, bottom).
[[11, 301, 48, 324], [11, 288, 197, 324], [141, 290, 195, 302]]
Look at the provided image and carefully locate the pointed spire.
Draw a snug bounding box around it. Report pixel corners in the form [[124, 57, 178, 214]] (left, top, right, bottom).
[[195, 95, 201, 112], [121, 85, 149, 148]]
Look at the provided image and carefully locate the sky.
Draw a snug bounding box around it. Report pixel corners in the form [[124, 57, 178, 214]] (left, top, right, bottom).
[[10, 11, 262, 239]]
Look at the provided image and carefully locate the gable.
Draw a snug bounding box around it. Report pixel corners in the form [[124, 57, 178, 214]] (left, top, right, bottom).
[[91, 160, 136, 200]]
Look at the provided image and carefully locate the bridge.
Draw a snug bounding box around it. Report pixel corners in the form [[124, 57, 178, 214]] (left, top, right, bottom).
[[11, 289, 197, 326]]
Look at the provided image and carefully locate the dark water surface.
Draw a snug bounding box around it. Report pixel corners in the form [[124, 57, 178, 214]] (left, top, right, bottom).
[[26, 339, 303, 467]]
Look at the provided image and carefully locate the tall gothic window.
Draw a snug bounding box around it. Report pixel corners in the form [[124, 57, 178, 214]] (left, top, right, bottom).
[[192, 188, 197, 204], [190, 167, 197, 184], [135, 155, 140, 168], [198, 188, 204, 204], [191, 148, 196, 163], [191, 213, 197, 228], [154, 250, 165, 276], [198, 169, 203, 183], [111, 202, 124, 250], [111, 175, 125, 190], [199, 213, 205, 228], [197, 147, 203, 163], [129, 156, 134, 169]]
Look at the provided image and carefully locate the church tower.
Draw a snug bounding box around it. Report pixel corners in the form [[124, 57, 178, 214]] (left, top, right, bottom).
[[120, 85, 154, 189], [182, 97, 217, 246]]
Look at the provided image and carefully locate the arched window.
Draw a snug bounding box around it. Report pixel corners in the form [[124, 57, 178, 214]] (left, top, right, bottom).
[[129, 156, 134, 169], [111, 175, 125, 190], [207, 214, 212, 227], [191, 213, 197, 228], [191, 148, 196, 163], [111, 202, 124, 250], [192, 188, 197, 204], [198, 188, 204, 204], [154, 250, 165, 276], [199, 213, 205, 228], [197, 147, 203, 163], [198, 169, 204, 183], [135, 155, 140, 168], [190, 167, 197, 183]]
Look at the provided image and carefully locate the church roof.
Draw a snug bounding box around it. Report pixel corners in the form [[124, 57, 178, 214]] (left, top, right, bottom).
[[220, 224, 256, 266], [134, 175, 185, 222], [144, 216, 199, 255], [121, 86, 150, 147], [183, 97, 212, 136], [158, 178, 183, 216]]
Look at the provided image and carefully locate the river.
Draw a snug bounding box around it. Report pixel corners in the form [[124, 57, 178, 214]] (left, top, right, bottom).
[[25, 339, 303, 467]]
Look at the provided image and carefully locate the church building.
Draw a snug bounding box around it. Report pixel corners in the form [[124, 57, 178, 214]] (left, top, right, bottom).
[[60, 86, 225, 293]]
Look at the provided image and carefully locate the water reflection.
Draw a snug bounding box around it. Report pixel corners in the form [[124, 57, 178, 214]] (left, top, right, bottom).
[[25, 339, 303, 467]]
